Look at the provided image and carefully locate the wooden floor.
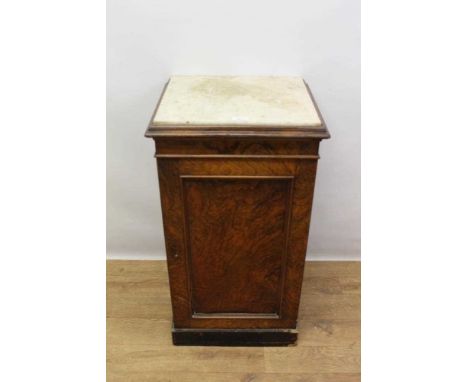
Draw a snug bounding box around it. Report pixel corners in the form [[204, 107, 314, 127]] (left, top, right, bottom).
[[107, 261, 360, 382]]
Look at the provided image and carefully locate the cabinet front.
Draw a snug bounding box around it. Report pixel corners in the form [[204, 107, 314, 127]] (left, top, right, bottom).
[[157, 157, 317, 329]]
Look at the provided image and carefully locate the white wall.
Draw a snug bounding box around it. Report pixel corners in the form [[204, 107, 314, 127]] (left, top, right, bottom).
[[107, 0, 360, 260]]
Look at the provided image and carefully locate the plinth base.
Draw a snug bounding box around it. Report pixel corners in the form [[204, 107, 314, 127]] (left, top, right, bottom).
[[172, 328, 298, 346]]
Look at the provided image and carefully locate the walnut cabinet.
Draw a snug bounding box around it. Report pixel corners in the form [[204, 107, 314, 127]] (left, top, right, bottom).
[[145, 76, 330, 346]]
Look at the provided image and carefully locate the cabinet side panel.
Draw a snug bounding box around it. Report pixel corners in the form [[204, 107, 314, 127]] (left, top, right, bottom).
[[281, 160, 318, 325], [157, 159, 192, 327]]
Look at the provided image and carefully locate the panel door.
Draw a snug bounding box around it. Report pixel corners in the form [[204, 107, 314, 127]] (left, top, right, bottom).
[[157, 158, 318, 329]]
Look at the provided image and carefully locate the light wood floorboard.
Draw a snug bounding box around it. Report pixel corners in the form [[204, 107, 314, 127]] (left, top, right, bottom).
[[107, 260, 360, 381]]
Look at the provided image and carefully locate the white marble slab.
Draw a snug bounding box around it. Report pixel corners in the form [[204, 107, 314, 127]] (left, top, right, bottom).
[[153, 76, 322, 127]]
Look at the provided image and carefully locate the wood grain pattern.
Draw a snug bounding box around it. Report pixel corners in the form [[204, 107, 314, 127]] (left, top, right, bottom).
[[155, 138, 320, 156], [107, 260, 361, 381], [183, 176, 292, 315], [108, 371, 360, 382], [157, 154, 318, 330]]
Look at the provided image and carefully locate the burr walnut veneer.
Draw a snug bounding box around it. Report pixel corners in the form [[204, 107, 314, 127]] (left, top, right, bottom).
[[145, 76, 330, 346]]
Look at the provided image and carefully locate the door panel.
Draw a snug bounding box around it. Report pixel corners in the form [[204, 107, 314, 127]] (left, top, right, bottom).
[[182, 176, 293, 316], [157, 158, 317, 329]]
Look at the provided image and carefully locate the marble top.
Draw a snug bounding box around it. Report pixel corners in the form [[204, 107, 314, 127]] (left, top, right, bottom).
[[153, 76, 322, 127]]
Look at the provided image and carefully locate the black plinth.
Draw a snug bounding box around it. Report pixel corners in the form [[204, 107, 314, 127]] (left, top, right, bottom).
[[172, 328, 298, 346]]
